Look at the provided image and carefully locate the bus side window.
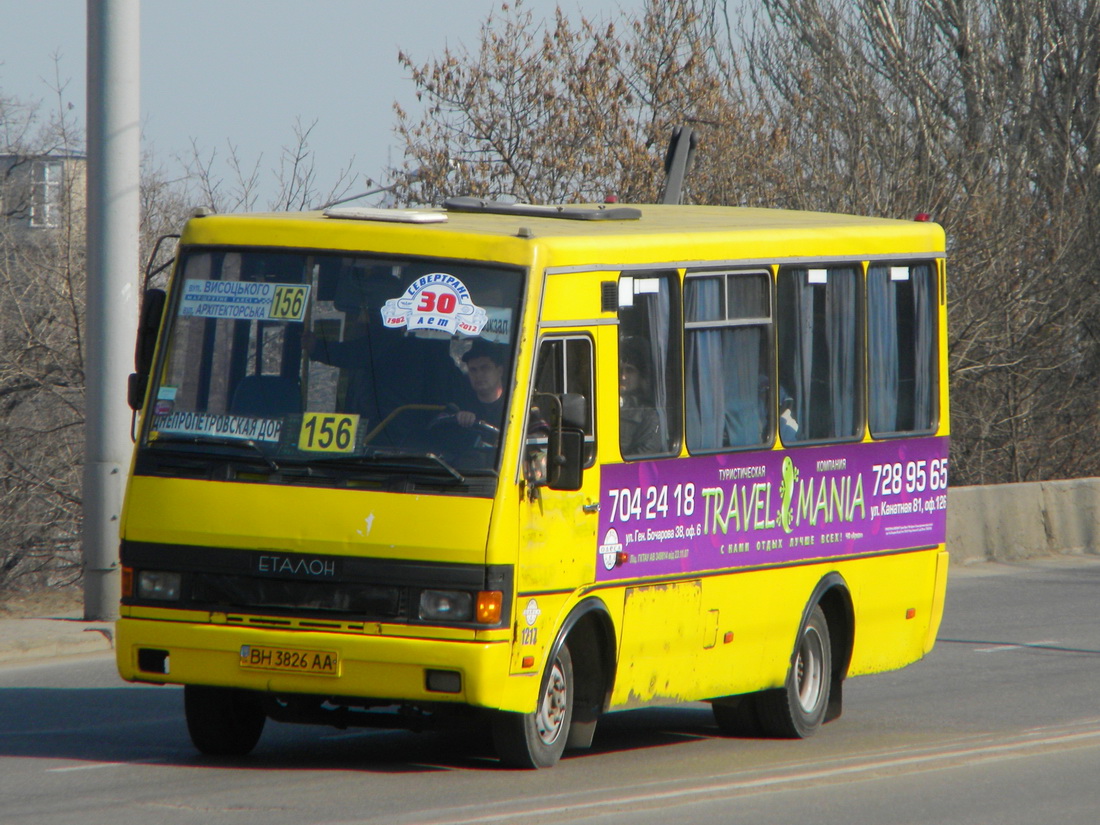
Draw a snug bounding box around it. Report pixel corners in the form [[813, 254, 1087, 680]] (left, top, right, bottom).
[[777, 266, 863, 443], [617, 272, 682, 459], [684, 271, 773, 452], [868, 263, 937, 435], [526, 337, 596, 483]]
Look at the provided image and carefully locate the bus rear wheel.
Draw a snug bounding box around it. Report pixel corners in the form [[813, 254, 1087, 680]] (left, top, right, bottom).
[[756, 604, 832, 738], [492, 642, 574, 768], [184, 685, 266, 756]]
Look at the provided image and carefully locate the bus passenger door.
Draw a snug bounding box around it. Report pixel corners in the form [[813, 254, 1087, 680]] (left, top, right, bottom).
[[513, 334, 600, 672]]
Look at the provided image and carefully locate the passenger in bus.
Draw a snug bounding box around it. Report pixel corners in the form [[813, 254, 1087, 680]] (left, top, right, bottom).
[[454, 338, 506, 430], [619, 337, 663, 456], [779, 389, 800, 443]]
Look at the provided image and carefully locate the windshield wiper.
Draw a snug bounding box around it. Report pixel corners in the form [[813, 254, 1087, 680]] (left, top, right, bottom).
[[147, 435, 280, 472], [310, 450, 465, 484]]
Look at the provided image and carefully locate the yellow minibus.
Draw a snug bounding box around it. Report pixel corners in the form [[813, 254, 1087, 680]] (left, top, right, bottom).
[[117, 197, 949, 768]]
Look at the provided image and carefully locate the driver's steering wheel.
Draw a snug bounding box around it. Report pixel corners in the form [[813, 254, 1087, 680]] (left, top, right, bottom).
[[427, 412, 500, 450]]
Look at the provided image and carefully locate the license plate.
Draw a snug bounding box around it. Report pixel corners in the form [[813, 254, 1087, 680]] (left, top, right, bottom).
[[239, 644, 339, 676]]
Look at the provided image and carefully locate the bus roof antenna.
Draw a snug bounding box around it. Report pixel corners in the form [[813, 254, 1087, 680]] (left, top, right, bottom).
[[660, 126, 698, 205]]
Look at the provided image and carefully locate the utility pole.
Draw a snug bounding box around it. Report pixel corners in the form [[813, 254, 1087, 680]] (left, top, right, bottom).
[[84, 0, 140, 620]]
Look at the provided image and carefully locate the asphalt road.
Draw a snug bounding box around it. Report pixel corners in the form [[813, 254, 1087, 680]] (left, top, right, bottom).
[[1, 557, 1098, 825]]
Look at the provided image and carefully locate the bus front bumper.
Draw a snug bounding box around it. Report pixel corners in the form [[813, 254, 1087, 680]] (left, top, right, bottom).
[[116, 616, 533, 713]]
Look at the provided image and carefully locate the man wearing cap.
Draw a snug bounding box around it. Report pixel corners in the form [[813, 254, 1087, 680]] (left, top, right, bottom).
[[456, 338, 506, 430]]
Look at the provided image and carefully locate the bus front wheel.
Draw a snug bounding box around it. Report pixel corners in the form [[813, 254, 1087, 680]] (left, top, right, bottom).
[[184, 685, 266, 756], [492, 642, 574, 768], [756, 604, 832, 738]]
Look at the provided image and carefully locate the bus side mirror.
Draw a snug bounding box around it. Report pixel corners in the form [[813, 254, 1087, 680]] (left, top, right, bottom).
[[547, 427, 584, 491], [560, 393, 587, 429], [129, 288, 166, 411], [127, 372, 149, 411]]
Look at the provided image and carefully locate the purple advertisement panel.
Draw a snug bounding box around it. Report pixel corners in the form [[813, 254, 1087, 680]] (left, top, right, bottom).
[[596, 436, 949, 581]]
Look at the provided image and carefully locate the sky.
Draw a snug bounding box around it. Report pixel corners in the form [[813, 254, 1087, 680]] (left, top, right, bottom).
[[0, 0, 645, 207]]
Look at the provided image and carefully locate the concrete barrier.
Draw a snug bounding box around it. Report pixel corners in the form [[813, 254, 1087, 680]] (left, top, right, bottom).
[[947, 479, 1100, 564]]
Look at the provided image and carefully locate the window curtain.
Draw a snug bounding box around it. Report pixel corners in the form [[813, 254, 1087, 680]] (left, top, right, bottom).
[[724, 276, 766, 446], [869, 264, 935, 435], [826, 269, 859, 439], [788, 273, 815, 441], [868, 266, 899, 433], [646, 281, 673, 447], [685, 278, 724, 450], [913, 265, 935, 430]]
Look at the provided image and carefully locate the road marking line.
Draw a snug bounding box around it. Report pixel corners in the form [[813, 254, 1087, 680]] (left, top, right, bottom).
[[358, 725, 1100, 825], [974, 639, 1058, 653], [47, 758, 166, 773], [47, 762, 129, 773]]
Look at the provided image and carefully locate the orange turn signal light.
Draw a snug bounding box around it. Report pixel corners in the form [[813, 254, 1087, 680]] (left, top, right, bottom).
[[121, 566, 134, 598], [476, 591, 503, 624]]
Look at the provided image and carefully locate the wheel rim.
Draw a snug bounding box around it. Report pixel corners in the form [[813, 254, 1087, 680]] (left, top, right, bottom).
[[794, 624, 825, 713], [535, 659, 569, 746]]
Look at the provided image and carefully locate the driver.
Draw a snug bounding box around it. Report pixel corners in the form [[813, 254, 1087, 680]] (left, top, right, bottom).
[[455, 339, 506, 430]]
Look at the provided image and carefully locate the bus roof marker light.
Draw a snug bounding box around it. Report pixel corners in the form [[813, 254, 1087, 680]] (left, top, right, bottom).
[[915, 212, 931, 222]]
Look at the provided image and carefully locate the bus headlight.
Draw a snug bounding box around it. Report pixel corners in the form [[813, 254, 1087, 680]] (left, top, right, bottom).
[[418, 590, 474, 622], [137, 571, 182, 601]]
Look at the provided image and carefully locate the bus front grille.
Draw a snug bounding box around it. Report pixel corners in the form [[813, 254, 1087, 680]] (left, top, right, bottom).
[[190, 573, 405, 620]]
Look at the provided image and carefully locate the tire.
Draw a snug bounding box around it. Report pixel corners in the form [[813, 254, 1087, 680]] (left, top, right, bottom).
[[756, 604, 832, 738], [492, 642, 574, 768], [184, 685, 266, 756]]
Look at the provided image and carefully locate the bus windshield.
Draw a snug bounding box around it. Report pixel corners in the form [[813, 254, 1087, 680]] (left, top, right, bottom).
[[143, 248, 523, 487]]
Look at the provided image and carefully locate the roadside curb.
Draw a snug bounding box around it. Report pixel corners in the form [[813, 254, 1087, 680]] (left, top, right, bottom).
[[0, 618, 114, 666]]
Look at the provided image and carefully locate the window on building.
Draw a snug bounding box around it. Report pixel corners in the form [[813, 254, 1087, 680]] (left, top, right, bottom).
[[30, 160, 64, 228]]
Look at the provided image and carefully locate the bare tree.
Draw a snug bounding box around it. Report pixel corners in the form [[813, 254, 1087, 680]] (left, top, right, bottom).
[[177, 117, 358, 214], [0, 83, 190, 598], [0, 86, 86, 593], [392, 0, 767, 206]]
